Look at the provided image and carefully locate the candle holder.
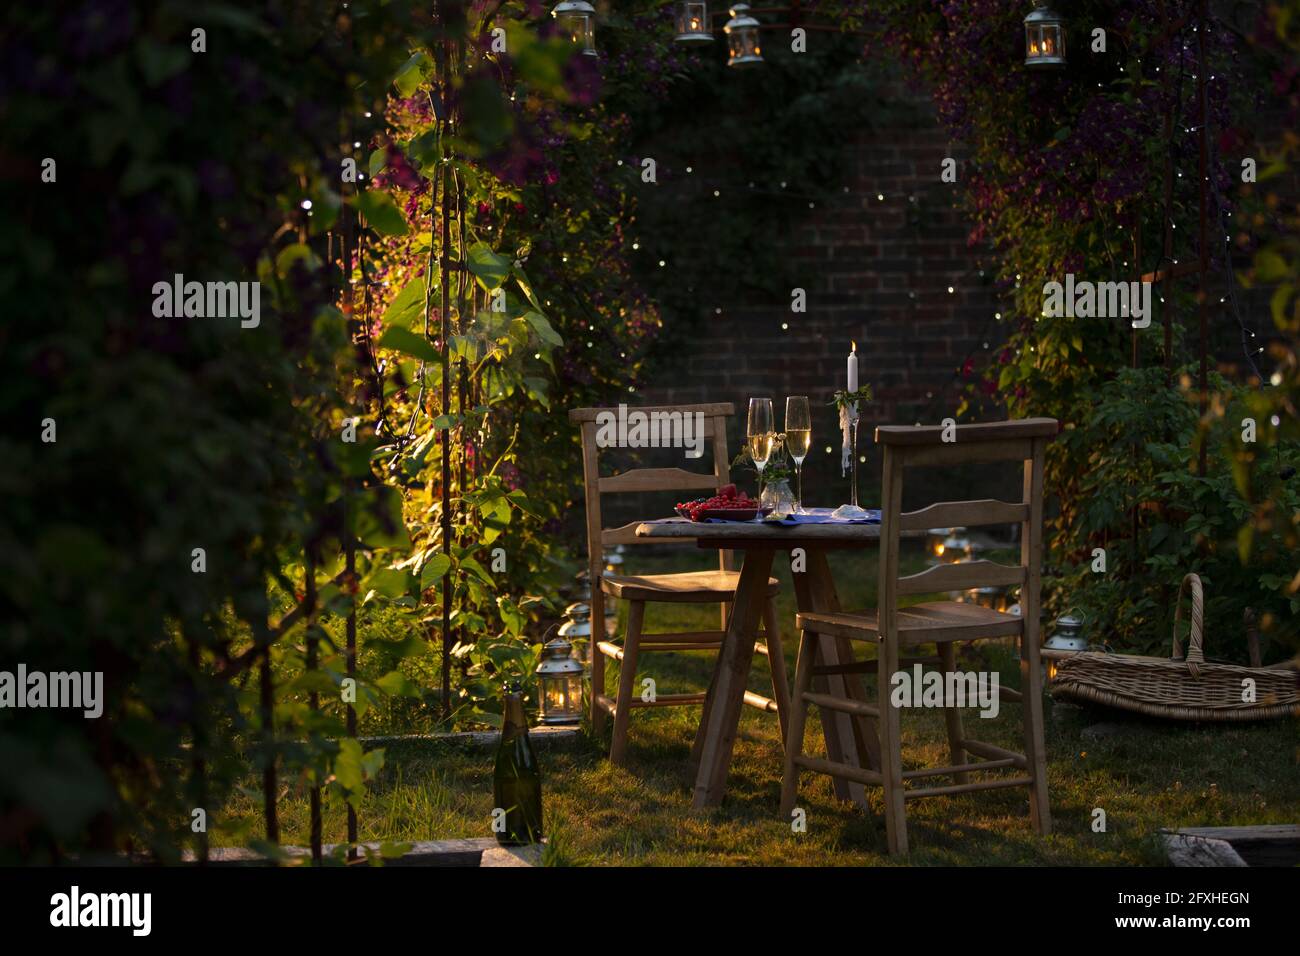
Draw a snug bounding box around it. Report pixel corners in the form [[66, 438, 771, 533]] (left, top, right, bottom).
[[830, 384, 873, 516], [850, 417, 860, 508]]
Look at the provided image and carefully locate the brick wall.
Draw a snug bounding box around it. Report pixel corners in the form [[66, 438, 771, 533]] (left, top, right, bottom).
[[631, 118, 1006, 507]]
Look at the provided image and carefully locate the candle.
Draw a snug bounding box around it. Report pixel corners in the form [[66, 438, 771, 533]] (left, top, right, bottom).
[[847, 340, 858, 393]]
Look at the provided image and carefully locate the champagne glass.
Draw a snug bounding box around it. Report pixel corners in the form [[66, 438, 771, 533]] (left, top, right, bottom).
[[747, 398, 775, 491], [784, 396, 811, 514]]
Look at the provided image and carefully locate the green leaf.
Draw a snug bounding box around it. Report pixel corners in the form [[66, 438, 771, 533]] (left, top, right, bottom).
[[465, 243, 511, 290], [393, 51, 432, 97], [525, 311, 563, 347], [378, 326, 441, 363], [380, 277, 427, 331], [497, 596, 525, 637], [460, 556, 495, 586], [375, 670, 422, 698], [355, 190, 408, 237], [361, 564, 412, 602], [334, 738, 365, 793], [420, 554, 451, 590]]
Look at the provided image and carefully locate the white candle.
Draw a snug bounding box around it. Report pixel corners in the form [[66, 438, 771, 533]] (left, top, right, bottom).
[[847, 340, 858, 393]]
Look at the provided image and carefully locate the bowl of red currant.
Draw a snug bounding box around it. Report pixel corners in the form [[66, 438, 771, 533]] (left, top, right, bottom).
[[675, 484, 770, 522]]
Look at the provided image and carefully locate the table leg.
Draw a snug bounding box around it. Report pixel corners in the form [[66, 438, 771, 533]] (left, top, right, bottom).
[[792, 550, 880, 806], [691, 547, 775, 809]]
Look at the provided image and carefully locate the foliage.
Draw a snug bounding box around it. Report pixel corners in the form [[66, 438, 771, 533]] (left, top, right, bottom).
[[356, 2, 907, 724], [0, 0, 431, 860], [1053, 367, 1299, 658], [352, 4, 663, 727], [869, 0, 1297, 658]]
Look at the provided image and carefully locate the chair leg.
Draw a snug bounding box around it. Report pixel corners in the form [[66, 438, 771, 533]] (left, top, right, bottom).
[[937, 643, 969, 785], [1020, 639, 1053, 835], [877, 635, 908, 856], [591, 605, 608, 735], [779, 630, 817, 817], [609, 600, 645, 766], [762, 596, 791, 744]]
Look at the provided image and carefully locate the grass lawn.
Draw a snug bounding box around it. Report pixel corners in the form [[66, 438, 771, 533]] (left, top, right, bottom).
[[214, 548, 1299, 865]]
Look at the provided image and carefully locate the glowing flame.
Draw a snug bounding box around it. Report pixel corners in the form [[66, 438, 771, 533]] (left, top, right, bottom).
[[851, 340, 857, 352]]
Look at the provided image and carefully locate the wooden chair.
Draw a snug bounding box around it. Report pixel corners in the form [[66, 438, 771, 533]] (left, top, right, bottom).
[[569, 403, 791, 765], [779, 418, 1056, 855]]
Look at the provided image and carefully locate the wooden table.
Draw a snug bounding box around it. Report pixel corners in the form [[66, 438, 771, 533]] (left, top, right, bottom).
[[635, 517, 921, 809]]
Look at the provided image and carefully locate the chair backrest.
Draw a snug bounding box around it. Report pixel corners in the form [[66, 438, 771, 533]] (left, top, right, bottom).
[[568, 403, 737, 586], [873, 418, 1058, 642]]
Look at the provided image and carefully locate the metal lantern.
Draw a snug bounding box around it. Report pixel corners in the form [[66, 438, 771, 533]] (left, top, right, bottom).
[[573, 570, 593, 601], [1024, 3, 1066, 69], [674, 1, 713, 43], [926, 527, 953, 562], [552, 1, 597, 57], [536, 634, 585, 724], [940, 532, 970, 564], [1044, 611, 1088, 653], [559, 601, 593, 646], [1043, 610, 1087, 682], [572, 572, 617, 639], [724, 4, 762, 67], [603, 545, 626, 574], [970, 585, 1010, 612]]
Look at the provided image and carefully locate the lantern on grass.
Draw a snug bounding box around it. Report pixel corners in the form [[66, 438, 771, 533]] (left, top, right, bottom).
[[724, 4, 762, 67], [536, 633, 585, 724], [1042, 610, 1087, 681], [971, 586, 1010, 612], [552, 1, 597, 56], [926, 528, 952, 562], [674, 1, 713, 43], [940, 532, 970, 563], [559, 601, 592, 660], [1024, 3, 1066, 69]]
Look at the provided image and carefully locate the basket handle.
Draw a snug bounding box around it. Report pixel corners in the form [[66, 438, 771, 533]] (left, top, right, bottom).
[[1171, 573, 1205, 678]]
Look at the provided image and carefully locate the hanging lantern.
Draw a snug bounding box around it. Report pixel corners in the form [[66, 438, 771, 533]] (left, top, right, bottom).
[[674, 2, 714, 43], [724, 4, 762, 67], [536, 634, 585, 724], [552, 1, 597, 57], [1024, 3, 1066, 69]]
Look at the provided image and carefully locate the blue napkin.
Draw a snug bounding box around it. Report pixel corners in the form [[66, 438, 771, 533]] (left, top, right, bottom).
[[702, 507, 880, 525], [776, 507, 880, 525]]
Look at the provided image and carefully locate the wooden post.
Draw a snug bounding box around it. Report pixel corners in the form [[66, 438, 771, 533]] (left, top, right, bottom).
[[437, 35, 454, 723], [259, 616, 278, 845], [305, 550, 322, 865]]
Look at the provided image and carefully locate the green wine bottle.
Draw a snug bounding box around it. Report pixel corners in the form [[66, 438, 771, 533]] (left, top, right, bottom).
[[493, 681, 543, 845]]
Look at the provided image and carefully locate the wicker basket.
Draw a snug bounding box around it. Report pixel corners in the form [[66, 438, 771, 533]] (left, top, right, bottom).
[[1051, 573, 1300, 721]]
